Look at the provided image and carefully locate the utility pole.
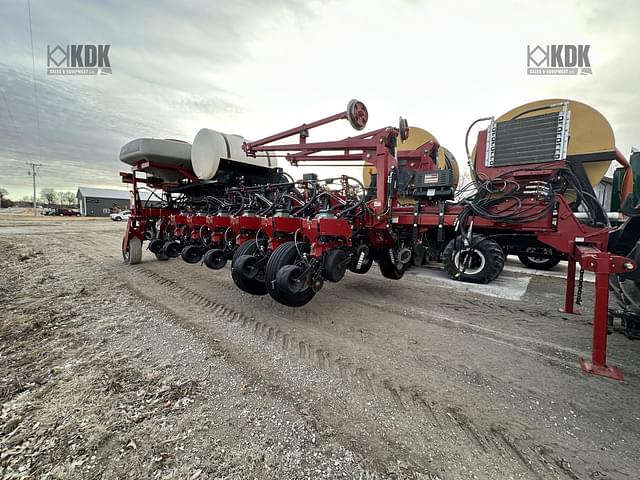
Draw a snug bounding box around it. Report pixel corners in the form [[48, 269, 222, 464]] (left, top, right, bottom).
[[26, 162, 41, 216]]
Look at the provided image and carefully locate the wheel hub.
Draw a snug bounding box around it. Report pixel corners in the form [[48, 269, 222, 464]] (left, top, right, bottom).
[[453, 249, 486, 275]]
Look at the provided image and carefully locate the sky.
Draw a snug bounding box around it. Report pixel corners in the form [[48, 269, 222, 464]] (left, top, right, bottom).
[[0, 0, 639, 200]]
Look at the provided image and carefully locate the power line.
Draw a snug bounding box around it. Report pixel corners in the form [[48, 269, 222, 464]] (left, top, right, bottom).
[[0, 88, 28, 155], [27, 0, 41, 162]]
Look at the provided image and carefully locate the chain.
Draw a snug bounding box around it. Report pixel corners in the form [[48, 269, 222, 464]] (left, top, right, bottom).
[[575, 267, 585, 305]]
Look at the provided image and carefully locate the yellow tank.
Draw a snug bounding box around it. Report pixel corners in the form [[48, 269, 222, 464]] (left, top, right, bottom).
[[472, 99, 615, 188]]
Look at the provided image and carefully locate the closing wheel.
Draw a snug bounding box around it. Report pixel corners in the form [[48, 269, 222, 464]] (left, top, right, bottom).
[[276, 265, 306, 293], [517, 252, 561, 270], [323, 249, 348, 282], [155, 251, 169, 261], [231, 240, 268, 295], [443, 235, 504, 283], [148, 239, 165, 254], [163, 240, 182, 258], [378, 248, 407, 280], [203, 249, 227, 270], [265, 241, 315, 307], [123, 237, 142, 265], [181, 245, 204, 264], [349, 256, 373, 274], [348, 247, 373, 274]]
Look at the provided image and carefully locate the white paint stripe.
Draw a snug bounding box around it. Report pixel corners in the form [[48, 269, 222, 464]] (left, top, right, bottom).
[[504, 258, 595, 284], [404, 268, 531, 301]]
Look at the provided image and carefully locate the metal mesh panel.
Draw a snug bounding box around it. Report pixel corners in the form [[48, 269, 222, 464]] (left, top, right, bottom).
[[486, 111, 569, 167]]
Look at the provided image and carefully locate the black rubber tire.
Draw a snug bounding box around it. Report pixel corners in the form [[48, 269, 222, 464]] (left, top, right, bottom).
[[275, 265, 305, 293], [517, 253, 561, 270], [378, 248, 407, 279], [163, 241, 182, 258], [114, 216, 122, 221], [231, 240, 268, 295], [348, 255, 373, 274], [443, 235, 504, 284], [148, 239, 165, 254], [265, 241, 315, 307], [323, 249, 348, 282], [155, 251, 169, 261], [123, 237, 142, 265], [181, 245, 203, 264], [203, 249, 228, 270]]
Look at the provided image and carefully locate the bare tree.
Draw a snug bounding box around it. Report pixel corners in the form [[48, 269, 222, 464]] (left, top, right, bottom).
[[55, 191, 66, 206], [55, 191, 75, 206], [63, 191, 77, 206], [40, 188, 57, 207]]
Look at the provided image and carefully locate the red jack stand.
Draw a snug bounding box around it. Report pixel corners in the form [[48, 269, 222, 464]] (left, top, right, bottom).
[[572, 249, 630, 381], [579, 358, 623, 381]]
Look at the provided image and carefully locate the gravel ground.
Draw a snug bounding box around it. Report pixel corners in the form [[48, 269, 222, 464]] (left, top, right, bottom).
[[1, 215, 640, 479]]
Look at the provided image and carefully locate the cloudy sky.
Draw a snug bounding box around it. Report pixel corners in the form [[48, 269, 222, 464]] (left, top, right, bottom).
[[0, 0, 638, 199]]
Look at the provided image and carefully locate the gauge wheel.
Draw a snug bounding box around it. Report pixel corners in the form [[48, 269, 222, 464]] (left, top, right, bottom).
[[123, 237, 142, 265], [231, 240, 268, 295]]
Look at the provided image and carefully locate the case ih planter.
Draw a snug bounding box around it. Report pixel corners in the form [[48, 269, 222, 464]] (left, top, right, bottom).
[[120, 99, 640, 380]]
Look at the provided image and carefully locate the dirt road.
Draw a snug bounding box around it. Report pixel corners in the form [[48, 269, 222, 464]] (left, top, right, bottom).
[[1, 216, 639, 479]]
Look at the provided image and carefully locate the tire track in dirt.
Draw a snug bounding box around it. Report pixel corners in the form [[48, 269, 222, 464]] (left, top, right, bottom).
[[329, 291, 585, 367], [70, 230, 599, 355], [124, 264, 581, 480], [65, 233, 629, 479]]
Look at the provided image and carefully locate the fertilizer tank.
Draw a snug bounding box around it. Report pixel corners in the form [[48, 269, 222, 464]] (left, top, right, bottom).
[[120, 138, 193, 182], [467, 98, 618, 227], [471, 99, 616, 189], [191, 129, 276, 182], [120, 130, 279, 186]]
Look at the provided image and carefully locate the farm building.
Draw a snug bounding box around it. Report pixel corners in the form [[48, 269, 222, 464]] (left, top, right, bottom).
[[76, 187, 160, 216], [76, 187, 130, 217]]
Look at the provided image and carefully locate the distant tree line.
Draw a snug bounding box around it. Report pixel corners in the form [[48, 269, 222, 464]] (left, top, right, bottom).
[[0, 188, 79, 208], [39, 188, 77, 207]]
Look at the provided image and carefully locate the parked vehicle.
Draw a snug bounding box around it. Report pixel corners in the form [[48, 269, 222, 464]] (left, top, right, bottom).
[[110, 210, 131, 221], [56, 208, 81, 216]]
